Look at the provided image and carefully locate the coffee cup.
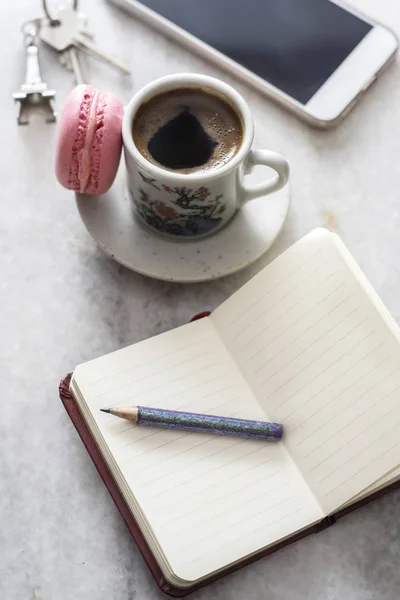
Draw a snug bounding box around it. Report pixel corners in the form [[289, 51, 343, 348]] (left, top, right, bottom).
[[122, 73, 289, 239]]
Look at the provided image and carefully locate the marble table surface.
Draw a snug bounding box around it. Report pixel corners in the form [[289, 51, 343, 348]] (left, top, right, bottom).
[[2, 0, 400, 598]]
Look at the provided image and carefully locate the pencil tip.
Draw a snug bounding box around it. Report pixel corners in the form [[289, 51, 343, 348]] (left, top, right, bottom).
[[100, 408, 111, 413]]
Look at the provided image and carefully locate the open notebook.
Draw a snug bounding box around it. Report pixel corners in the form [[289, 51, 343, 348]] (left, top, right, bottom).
[[66, 228, 400, 593]]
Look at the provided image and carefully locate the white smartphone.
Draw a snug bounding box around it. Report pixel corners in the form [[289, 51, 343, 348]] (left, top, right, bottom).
[[108, 0, 398, 128]]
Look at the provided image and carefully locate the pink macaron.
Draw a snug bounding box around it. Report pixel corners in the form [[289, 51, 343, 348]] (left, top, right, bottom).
[[55, 84, 124, 195]]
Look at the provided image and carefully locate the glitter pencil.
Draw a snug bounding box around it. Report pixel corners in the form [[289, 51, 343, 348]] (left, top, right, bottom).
[[100, 406, 283, 441]]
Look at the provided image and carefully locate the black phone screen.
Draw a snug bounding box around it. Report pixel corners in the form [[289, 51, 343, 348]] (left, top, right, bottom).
[[137, 0, 372, 104]]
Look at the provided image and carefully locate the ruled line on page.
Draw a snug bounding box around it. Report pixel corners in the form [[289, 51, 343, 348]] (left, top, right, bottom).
[[244, 284, 348, 366], [147, 372, 234, 409], [134, 432, 245, 466], [180, 508, 303, 567], [259, 314, 367, 389], [94, 349, 212, 399], [163, 471, 287, 526], [252, 298, 356, 377], [280, 342, 385, 422], [324, 438, 400, 497], [315, 397, 400, 481], [290, 351, 389, 440], [119, 428, 191, 449], [310, 379, 400, 472], [101, 363, 229, 407], [134, 436, 253, 476], [157, 451, 278, 510], [231, 259, 331, 340], [296, 360, 396, 452], [172, 496, 296, 547], [86, 338, 208, 387], [147, 444, 272, 500], [225, 247, 324, 329], [259, 324, 373, 408]]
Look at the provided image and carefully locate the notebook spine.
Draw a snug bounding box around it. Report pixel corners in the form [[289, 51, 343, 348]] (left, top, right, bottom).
[[190, 311, 211, 322], [315, 515, 337, 532]]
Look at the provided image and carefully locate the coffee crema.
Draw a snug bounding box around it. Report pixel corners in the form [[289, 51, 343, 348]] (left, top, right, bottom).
[[132, 88, 243, 174]]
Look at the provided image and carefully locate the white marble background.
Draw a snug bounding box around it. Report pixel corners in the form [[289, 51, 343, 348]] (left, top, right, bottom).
[[1, 0, 400, 598]]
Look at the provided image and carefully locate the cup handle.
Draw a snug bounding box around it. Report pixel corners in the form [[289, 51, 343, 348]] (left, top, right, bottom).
[[239, 149, 290, 204]]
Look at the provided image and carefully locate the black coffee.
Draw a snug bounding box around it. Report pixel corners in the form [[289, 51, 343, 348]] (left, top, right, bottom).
[[132, 88, 243, 174]]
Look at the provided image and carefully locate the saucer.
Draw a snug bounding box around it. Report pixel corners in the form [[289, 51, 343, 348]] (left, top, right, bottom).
[[76, 166, 290, 283]]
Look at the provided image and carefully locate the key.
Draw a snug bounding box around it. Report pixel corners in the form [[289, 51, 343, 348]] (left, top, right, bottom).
[[58, 11, 90, 84], [12, 20, 56, 125], [67, 47, 85, 85], [39, 7, 130, 75]]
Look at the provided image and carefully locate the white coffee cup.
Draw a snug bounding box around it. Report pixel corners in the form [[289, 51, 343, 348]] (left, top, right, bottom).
[[122, 73, 289, 239]]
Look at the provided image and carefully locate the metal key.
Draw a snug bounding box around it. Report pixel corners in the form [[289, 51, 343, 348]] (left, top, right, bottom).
[[39, 7, 130, 75], [68, 47, 85, 84], [60, 47, 86, 84], [12, 20, 56, 125], [58, 10, 91, 84]]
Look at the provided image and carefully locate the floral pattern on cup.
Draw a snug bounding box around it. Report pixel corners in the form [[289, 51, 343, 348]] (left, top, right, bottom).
[[132, 174, 226, 237]]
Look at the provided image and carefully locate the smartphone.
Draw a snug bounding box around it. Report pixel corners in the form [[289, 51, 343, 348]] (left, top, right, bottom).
[[108, 0, 398, 128]]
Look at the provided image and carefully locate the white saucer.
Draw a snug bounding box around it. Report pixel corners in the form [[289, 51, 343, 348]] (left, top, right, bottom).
[[76, 166, 290, 283]]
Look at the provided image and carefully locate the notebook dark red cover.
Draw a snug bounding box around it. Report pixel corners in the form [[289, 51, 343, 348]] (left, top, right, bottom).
[[59, 313, 400, 596]]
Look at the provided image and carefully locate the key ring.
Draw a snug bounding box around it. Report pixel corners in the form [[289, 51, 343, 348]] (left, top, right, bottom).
[[42, 0, 78, 26]]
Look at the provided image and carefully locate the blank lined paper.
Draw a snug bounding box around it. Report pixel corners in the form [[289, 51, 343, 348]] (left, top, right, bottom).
[[213, 229, 400, 513], [73, 317, 322, 583]]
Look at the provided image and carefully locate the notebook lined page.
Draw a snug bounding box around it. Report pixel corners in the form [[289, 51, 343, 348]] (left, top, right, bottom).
[[73, 317, 322, 583], [212, 229, 400, 514]]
